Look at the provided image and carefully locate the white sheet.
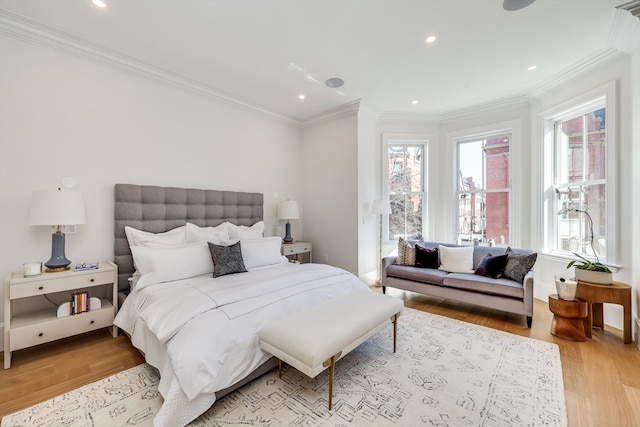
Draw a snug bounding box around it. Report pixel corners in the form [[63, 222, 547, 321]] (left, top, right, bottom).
[[114, 262, 370, 427]]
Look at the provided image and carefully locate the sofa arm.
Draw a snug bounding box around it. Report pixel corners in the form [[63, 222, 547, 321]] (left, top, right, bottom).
[[523, 270, 534, 317], [381, 256, 397, 281]]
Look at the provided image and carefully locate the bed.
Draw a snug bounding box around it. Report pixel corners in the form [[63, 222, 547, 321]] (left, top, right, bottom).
[[112, 184, 370, 427]]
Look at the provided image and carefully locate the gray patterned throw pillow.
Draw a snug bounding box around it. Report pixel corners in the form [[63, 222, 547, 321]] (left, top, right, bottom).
[[208, 241, 248, 278], [503, 247, 537, 283]]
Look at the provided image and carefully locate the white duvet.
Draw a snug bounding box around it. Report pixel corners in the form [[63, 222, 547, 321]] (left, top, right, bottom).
[[114, 262, 370, 427]]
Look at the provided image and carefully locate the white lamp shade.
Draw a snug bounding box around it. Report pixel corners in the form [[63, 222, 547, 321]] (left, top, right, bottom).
[[371, 199, 392, 215], [29, 189, 87, 226], [277, 200, 299, 220]]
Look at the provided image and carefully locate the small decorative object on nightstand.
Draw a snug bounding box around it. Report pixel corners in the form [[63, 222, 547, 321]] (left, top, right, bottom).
[[281, 241, 312, 263], [3, 261, 118, 369]]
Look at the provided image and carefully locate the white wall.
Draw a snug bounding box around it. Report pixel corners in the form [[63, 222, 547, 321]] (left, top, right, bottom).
[[0, 37, 303, 336], [301, 113, 359, 274], [356, 105, 379, 282]]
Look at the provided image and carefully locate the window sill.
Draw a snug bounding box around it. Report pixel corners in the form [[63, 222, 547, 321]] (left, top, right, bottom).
[[538, 250, 621, 273]]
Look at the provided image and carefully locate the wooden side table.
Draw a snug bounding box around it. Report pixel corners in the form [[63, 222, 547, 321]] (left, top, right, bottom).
[[575, 280, 632, 344], [548, 294, 588, 341]]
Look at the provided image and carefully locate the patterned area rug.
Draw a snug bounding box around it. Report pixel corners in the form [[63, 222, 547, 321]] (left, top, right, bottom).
[[2, 308, 566, 427]]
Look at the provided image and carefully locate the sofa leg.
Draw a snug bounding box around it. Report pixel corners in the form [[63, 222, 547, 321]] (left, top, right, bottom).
[[526, 316, 532, 328], [381, 286, 386, 294]]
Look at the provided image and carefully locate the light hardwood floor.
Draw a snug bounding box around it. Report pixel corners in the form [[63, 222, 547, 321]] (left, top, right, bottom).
[[1, 291, 639, 426]]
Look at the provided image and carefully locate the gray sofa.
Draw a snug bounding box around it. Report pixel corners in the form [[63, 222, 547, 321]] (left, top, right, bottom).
[[382, 241, 535, 328]]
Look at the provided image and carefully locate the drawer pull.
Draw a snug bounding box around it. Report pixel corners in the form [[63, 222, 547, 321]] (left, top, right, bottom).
[[90, 279, 95, 283], [38, 286, 44, 291], [90, 320, 95, 324], [38, 333, 43, 337]]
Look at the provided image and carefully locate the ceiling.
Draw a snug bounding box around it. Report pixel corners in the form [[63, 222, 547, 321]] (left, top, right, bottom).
[[0, 0, 632, 123]]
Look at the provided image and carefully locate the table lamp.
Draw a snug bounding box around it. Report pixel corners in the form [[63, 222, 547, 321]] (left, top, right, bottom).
[[29, 188, 86, 272], [278, 200, 299, 243]]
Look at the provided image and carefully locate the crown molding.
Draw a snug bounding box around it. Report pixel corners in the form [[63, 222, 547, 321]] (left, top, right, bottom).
[[300, 99, 362, 128], [608, 7, 640, 53], [0, 10, 300, 126], [378, 111, 441, 122], [617, 0, 640, 18], [527, 48, 625, 100]]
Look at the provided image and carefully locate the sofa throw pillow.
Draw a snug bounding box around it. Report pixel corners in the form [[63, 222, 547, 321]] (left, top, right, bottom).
[[474, 253, 509, 279], [503, 247, 537, 283], [396, 237, 417, 266], [438, 245, 474, 274], [208, 241, 248, 278], [415, 245, 439, 269]]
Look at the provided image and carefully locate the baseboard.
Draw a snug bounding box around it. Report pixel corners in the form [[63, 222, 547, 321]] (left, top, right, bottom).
[[635, 317, 640, 351]]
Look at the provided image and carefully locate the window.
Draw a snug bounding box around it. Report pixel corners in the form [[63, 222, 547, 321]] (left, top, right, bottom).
[[553, 101, 607, 258], [456, 133, 510, 244], [386, 143, 426, 240]]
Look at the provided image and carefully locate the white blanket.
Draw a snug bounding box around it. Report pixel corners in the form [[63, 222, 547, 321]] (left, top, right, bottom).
[[114, 262, 370, 426]]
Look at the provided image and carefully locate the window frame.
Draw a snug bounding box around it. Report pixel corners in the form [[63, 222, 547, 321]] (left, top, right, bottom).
[[382, 133, 429, 242], [540, 81, 617, 264], [455, 131, 512, 245]]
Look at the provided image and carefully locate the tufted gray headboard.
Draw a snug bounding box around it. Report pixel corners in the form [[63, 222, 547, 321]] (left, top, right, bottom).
[[114, 184, 263, 295]]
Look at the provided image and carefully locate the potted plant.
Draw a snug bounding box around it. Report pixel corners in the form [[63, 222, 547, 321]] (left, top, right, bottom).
[[559, 207, 613, 285], [567, 252, 612, 285]]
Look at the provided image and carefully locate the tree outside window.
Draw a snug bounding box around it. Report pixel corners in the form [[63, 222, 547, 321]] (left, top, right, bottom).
[[387, 144, 425, 240]]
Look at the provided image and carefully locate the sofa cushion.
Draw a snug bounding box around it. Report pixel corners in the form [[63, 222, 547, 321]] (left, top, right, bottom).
[[386, 264, 449, 285], [396, 237, 418, 266], [443, 273, 524, 299], [503, 247, 538, 283], [438, 245, 474, 274], [474, 253, 509, 279], [415, 246, 439, 268]]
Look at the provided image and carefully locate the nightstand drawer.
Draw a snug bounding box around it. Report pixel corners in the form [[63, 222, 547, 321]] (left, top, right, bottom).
[[9, 305, 114, 351], [283, 243, 312, 256], [10, 270, 114, 299]]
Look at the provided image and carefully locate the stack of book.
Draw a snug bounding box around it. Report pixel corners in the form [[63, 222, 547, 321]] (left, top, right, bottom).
[[71, 291, 90, 315]]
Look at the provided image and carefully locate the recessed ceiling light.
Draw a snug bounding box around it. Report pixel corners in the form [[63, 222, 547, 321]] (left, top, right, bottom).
[[528, 65, 537, 71], [92, 0, 106, 8], [425, 35, 436, 44], [298, 94, 306, 100], [412, 100, 419, 105]]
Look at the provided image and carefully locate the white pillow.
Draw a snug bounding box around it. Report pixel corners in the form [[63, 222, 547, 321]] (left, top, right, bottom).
[[125, 225, 187, 248], [130, 243, 213, 287], [240, 236, 288, 269], [226, 221, 265, 240], [186, 222, 229, 244], [438, 245, 474, 274]]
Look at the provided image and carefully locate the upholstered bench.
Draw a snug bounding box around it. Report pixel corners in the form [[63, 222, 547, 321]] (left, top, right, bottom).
[[259, 290, 404, 409]]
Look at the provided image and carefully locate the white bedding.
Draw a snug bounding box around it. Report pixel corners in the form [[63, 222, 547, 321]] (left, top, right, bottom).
[[114, 262, 370, 427]]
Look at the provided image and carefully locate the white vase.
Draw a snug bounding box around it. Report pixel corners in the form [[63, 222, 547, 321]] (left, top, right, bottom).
[[554, 276, 578, 300], [574, 268, 613, 285]]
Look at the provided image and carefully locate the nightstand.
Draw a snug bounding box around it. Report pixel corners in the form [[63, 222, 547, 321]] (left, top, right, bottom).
[[3, 261, 118, 369], [282, 241, 312, 263]]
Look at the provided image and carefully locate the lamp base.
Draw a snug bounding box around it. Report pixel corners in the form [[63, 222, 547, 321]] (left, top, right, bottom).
[[46, 266, 71, 273], [283, 222, 293, 243], [44, 232, 72, 272]]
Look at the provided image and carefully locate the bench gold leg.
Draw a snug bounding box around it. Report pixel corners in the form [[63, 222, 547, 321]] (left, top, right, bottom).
[[393, 313, 398, 353], [328, 355, 335, 410]]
